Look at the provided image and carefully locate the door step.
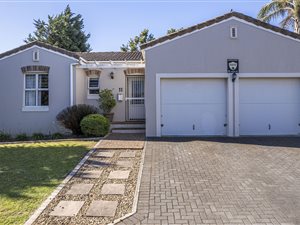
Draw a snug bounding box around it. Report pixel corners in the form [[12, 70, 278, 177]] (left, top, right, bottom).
[[110, 121, 145, 134]]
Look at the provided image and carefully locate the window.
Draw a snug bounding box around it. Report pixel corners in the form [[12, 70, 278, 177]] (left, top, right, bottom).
[[24, 74, 49, 109], [230, 26, 238, 39], [33, 50, 39, 62], [88, 77, 99, 95]]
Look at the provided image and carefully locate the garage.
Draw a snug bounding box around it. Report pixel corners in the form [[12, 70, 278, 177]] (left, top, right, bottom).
[[239, 78, 300, 135], [160, 78, 227, 136]]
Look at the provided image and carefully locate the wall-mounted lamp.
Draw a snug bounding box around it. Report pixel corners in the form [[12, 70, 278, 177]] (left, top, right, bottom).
[[110, 72, 114, 79], [232, 72, 237, 82]]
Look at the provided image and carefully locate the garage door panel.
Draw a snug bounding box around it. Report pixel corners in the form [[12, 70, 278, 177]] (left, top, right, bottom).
[[161, 79, 226, 104], [240, 79, 300, 104], [161, 78, 227, 136], [239, 78, 300, 135]]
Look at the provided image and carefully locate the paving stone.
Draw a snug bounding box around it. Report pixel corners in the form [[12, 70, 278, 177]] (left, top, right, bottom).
[[96, 133, 145, 150], [108, 170, 130, 179], [86, 200, 118, 217], [116, 160, 134, 167], [50, 201, 84, 217], [88, 160, 110, 168], [96, 151, 115, 158], [119, 151, 136, 158], [79, 170, 103, 179], [101, 183, 126, 195], [66, 183, 94, 195]]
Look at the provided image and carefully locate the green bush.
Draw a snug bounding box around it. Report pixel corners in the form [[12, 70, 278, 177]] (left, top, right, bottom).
[[0, 132, 11, 142], [51, 132, 64, 139], [32, 133, 45, 140], [99, 89, 116, 114], [56, 104, 99, 135], [16, 133, 28, 141], [80, 114, 110, 137]]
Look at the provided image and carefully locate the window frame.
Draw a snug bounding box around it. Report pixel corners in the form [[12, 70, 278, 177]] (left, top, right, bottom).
[[32, 50, 40, 62], [23, 73, 49, 112], [230, 26, 238, 39], [87, 76, 100, 99]]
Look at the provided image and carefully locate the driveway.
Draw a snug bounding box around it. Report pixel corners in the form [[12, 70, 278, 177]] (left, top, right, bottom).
[[119, 137, 300, 225]]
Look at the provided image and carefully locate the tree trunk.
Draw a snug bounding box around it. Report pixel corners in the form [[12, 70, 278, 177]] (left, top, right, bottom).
[[295, 19, 300, 33]]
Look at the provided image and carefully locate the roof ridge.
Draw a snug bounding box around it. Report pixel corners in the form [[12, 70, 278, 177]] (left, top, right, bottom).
[[0, 40, 79, 60], [141, 11, 300, 49]]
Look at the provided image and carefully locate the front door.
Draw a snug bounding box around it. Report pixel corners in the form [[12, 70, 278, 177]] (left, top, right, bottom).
[[126, 76, 145, 121]]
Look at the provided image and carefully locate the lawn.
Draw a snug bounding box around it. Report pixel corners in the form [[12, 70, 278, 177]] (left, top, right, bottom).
[[0, 140, 96, 225]]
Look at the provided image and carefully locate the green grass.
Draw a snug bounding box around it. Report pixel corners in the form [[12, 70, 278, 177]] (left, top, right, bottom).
[[0, 141, 96, 225]]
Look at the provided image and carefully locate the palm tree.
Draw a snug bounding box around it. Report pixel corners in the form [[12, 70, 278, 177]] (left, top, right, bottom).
[[258, 0, 300, 34]]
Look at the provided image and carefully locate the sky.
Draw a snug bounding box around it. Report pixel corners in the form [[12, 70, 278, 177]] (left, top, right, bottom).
[[0, 0, 272, 53]]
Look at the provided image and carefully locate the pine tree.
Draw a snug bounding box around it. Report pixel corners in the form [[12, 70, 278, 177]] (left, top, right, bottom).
[[25, 5, 91, 52]]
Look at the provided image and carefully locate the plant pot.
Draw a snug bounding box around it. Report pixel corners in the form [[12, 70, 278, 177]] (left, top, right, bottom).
[[103, 113, 114, 122]]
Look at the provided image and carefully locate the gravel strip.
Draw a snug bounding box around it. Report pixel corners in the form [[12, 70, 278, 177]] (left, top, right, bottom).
[[32, 149, 143, 225]]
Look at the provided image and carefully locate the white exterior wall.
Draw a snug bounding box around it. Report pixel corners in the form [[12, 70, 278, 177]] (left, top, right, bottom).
[[75, 67, 127, 122], [145, 18, 300, 137]]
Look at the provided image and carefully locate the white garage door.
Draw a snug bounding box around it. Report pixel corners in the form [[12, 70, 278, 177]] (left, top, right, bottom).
[[239, 78, 300, 135], [161, 78, 227, 136]]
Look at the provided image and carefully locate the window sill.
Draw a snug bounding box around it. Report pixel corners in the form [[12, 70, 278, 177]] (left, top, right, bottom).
[[22, 106, 49, 112], [87, 95, 99, 100]]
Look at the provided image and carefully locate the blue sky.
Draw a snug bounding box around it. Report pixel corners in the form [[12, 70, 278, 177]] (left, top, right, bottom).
[[0, 0, 271, 53]]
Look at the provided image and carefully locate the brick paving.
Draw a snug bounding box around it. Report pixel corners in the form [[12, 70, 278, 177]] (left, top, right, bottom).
[[97, 133, 145, 150], [118, 137, 300, 225]]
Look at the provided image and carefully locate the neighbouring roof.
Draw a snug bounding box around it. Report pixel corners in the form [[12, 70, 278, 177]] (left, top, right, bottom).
[[0, 41, 80, 60], [77, 51, 143, 61], [141, 11, 300, 49], [0, 41, 144, 62]]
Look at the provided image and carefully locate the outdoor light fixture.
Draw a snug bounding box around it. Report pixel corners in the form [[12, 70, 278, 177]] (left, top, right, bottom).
[[110, 72, 114, 79], [232, 72, 237, 82]]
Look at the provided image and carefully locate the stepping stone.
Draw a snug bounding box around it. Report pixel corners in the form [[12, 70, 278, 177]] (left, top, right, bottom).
[[108, 170, 130, 179], [86, 200, 118, 217], [101, 183, 125, 195], [96, 151, 114, 158], [119, 151, 136, 158], [88, 160, 110, 168], [50, 200, 84, 217], [80, 170, 103, 179], [116, 160, 134, 168], [67, 183, 94, 195]]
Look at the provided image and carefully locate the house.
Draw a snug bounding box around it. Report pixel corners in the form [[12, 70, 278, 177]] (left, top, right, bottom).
[[0, 42, 145, 135], [1, 11, 300, 137]]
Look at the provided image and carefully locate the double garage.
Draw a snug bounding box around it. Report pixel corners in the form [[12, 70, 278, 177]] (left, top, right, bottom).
[[143, 12, 300, 137], [159, 76, 300, 136]]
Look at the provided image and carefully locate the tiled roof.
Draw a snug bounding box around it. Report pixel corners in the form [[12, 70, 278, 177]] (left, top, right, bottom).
[[0, 41, 80, 60], [141, 11, 300, 49], [77, 51, 143, 61], [0, 41, 143, 62]]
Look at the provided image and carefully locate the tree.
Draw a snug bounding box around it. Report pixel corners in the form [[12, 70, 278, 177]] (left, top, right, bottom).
[[167, 27, 184, 34], [25, 5, 91, 52], [258, 0, 300, 33], [120, 29, 155, 52]]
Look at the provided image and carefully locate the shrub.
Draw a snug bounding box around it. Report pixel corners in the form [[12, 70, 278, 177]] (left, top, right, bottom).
[[51, 132, 64, 139], [0, 132, 11, 142], [56, 104, 99, 135], [32, 133, 45, 140], [80, 114, 110, 137], [16, 133, 28, 141], [99, 89, 116, 114]]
